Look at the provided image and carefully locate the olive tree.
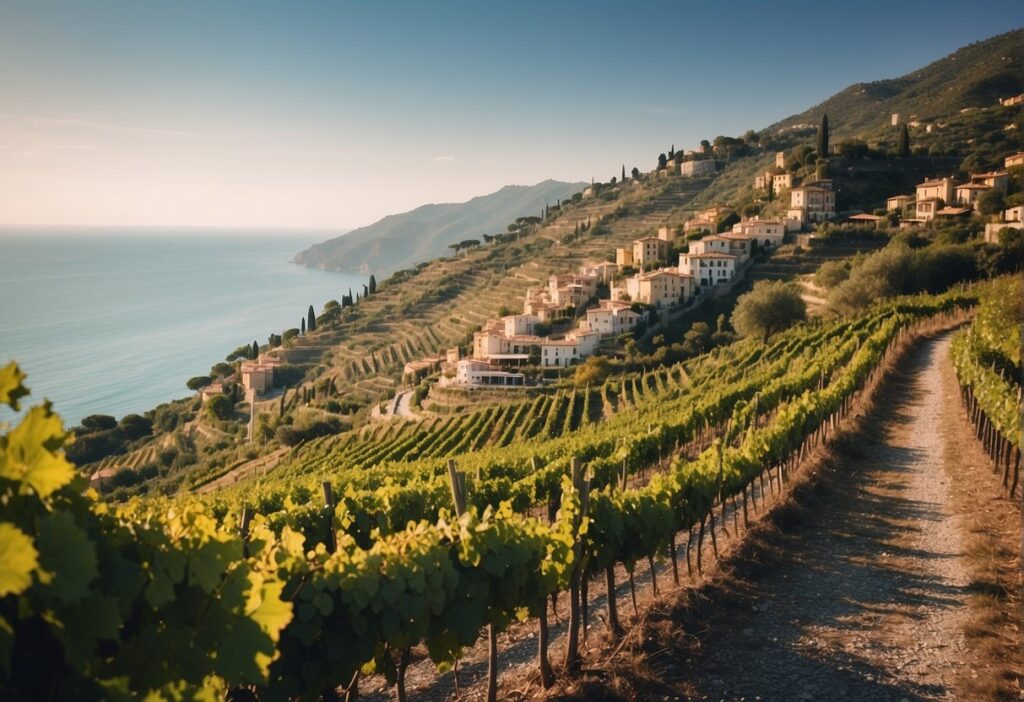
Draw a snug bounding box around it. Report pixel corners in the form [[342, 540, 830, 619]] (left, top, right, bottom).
[[731, 280, 807, 344]]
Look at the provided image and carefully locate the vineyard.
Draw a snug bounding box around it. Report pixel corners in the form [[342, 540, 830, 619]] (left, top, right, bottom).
[[0, 288, 994, 702], [950, 276, 1022, 497]]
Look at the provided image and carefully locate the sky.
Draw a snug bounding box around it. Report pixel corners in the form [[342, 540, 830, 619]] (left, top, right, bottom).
[[0, 1, 1021, 230]]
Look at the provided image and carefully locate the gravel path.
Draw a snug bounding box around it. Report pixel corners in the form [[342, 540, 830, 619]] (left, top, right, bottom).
[[677, 334, 982, 701]]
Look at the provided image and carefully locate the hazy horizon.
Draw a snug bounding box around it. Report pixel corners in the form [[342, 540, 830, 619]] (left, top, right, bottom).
[[1, 1, 1020, 230]]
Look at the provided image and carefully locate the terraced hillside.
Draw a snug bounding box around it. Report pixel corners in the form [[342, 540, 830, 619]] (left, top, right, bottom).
[[277, 176, 715, 409]]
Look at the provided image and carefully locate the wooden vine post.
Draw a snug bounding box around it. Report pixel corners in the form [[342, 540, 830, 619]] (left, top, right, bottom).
[[564, 456, 591, 674], [447, 459, 496, 700], [322, 482, 337, 554]]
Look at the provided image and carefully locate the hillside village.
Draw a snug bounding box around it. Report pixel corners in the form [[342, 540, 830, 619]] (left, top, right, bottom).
[[387, 103, 1024, 393]]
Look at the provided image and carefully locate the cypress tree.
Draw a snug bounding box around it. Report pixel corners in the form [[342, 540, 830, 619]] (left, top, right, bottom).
[[362, 284, 369, 297], [621, 164, 626, 181], [251, 340, 259, 359], [898, 123, 910, 158], [368, 274, 377, 294], [307, 305, 316, 332], [301, 317, 306, 335], [818, 114, 829, 157]]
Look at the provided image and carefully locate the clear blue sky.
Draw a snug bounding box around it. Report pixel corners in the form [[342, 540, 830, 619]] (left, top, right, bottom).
[[1, 1, 1020, 229]]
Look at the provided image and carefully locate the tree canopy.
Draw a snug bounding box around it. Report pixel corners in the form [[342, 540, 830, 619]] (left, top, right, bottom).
[[818, 113, 829, 157], [897, 122, 910, 158], [731, 280, 807, 343], [186, 376, 211, 391]]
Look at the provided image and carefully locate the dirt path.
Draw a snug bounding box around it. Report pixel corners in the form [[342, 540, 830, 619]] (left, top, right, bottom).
[[669, 333, 1017, 701]]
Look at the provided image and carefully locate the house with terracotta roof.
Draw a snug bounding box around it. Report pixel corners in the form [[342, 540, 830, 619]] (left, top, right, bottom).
[[732, 219, 786, 247], [970, 170, 1009, 194], [788, 185, 835, 225], [198, 381, 226, 403], [887, 195, 912, 212], [629, 268, 696, 308], [1005, 153, 1024, 168], [472, 318, 543, 361], [915, 197, 942, 222], [717, 232, 752, 262], [687, 234, 733, 256], [582, 300, 642, 336], [915, 177, 955, 204], [539, 330, 601, 368], [632, 236, 669, 266], [579, 261, 618, 282], [955, 182, 991, 208]]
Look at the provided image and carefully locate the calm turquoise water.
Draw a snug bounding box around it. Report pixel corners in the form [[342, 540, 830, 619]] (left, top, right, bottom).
[[0, 230, 365, 426]]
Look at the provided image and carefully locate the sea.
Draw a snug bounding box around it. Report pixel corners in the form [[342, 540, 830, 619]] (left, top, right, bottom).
[[0, 229, 366, 426]]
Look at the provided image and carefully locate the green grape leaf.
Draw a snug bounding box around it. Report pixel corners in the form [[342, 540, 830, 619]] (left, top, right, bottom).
[[60, 593, 122, 666], [247, 578, 292, 643], [0, 363, 29, 411], [0, 405, 76, 497], [187, 538, 239, 594], [0, 522, 38, 596], [36, 511, 97, 604]]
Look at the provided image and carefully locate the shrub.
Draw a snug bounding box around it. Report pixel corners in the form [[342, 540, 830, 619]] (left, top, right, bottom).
[[205, 394, 234, 421]]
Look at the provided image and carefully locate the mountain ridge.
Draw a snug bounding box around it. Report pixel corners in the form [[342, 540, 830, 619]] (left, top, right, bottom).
[[294, 179, 586, 276]]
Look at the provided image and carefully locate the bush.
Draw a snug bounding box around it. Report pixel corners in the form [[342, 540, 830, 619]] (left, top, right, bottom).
[[827, 242, 979, 313], [573, 356, 613, 387], [814, 260, 851, 289], [119, 414, 153, 441], [275, 417, 342, 447], [80, 414, 117, 432], [205, 394, 234, 421]]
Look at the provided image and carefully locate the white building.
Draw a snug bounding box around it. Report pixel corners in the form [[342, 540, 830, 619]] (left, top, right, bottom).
[[732, 219, 786, 247], [579, 261, 618, 282], [687, 234, 732, 256], [717, 232, 752, 262], [679, 252, 737, 287], [984, 206, 1024, 243], [680, 159, 716, 177], [539, 330, 600, 368], [788, 185, 836, 225], [503, 314, 540, 337], [472, 320, 542, 361], [583, 300, 642, 336], [454, 359, 525, 388]]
